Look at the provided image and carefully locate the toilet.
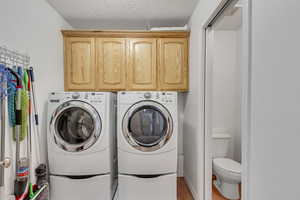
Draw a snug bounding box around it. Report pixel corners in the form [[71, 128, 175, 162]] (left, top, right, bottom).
[[212, 133, 241, 200]]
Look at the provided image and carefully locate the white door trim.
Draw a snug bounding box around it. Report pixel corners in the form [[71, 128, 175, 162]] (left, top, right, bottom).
[[240, 0, 252, 199], [202, 0, 252, 200], [204, 26, 214, 200]]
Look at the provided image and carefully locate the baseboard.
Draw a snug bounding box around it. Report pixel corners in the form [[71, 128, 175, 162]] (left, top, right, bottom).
[[185, 176, 199, 200], [177, 155, 184, 177]]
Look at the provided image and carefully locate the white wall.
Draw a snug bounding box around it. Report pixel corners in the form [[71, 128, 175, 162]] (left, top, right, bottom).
[[248, 0, 300, 199], [212, 30, 241, 162], [0, 0, 72, 198], [177, 94, 185, 177], [184, 0, 222, 199], [235, 27, 242, 162]]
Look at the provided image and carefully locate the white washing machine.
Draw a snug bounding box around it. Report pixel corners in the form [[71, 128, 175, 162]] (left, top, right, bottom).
[[117, 91, 178, 200], [47, 92, 117, 200]]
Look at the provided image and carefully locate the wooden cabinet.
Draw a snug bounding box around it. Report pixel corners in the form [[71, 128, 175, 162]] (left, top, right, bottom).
[[62, 31, 189, 91], [158, 38, 188, 90], [127, 39, 157, 90], [64, 37, 95, 90], [96, 38, 126, 90]]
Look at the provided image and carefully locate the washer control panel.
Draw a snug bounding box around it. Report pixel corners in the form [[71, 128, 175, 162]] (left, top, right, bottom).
[[49, 92, 105, 104], [160, 92, 177, 103]]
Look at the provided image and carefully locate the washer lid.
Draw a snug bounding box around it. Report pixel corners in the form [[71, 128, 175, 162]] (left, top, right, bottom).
[[213, 158, 241, 174]]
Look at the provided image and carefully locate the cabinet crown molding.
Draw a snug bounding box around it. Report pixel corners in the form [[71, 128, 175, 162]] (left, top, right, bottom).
[[61, 30, 190, 38]]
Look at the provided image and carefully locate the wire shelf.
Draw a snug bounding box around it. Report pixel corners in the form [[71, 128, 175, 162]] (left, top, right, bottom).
[[0, 46, 30, 67]]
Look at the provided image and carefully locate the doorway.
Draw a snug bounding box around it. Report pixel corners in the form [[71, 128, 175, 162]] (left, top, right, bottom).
[[204, 0, 248, 200]]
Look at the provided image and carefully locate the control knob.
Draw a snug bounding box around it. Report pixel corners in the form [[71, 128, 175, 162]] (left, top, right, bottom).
[[144, 92, 152, 99], [72, 93, 80, 99]]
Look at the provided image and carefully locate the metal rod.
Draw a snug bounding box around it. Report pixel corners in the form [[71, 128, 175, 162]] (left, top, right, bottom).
[[0, 70, 5, 186]]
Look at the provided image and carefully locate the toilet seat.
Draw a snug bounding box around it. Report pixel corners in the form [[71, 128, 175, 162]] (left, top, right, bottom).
[[213, 158, 241, 174]]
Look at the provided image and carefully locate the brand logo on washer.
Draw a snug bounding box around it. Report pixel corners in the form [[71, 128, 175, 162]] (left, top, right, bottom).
[[50, 99, 60, 103]]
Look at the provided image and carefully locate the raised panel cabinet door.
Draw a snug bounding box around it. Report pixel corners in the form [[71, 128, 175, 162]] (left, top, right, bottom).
[[158, 38, 188, 90], [96, 38, 126, 90], [127, 38, 157, 90], [65, 37, 96, 90]]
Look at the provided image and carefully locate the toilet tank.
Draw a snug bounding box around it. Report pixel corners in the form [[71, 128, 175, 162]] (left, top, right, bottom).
[[212, 133, 231, 158]]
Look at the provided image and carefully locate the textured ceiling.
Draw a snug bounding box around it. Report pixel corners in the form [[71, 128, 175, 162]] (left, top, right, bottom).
[[47, 0, 200, 29]]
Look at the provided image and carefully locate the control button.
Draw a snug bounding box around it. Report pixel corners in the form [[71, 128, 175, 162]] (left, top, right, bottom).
[[144, 92, 152, 99], [72, 93, 80, 99]]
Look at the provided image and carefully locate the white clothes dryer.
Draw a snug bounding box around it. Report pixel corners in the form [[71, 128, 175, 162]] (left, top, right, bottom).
[[117, 91, 178, 175]]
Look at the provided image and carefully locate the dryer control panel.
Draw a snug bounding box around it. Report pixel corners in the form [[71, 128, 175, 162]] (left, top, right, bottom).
[[118, 91, 177, 105]]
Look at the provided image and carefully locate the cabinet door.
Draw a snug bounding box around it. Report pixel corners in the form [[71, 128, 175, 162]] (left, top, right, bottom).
[[65, 37, 95, 90], [96, 38, 126, 90], [127, 38, 157, 90], [158, 38, 188, 90]]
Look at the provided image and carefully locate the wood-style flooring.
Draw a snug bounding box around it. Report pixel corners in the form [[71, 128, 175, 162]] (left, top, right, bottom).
[[178, 177, 240, 200], [177, 177, 193, 200]]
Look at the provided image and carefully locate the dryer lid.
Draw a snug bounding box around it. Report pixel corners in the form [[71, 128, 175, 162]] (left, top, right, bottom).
[[213, 158, 241, 174]]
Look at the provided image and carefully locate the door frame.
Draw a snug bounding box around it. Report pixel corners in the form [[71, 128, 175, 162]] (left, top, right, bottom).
[[202, 0, 252, 200]]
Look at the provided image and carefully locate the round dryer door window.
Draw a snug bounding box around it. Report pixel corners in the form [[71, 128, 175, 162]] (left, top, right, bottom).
[[50, 101, 102, 152], [122, 101, 173, 152]]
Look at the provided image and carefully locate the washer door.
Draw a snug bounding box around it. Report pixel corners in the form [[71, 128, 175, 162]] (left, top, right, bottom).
[[50, 100, 101, 152], [122, 101, 173, 152]]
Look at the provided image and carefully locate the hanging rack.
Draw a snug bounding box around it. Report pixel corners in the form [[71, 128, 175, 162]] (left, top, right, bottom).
[[0, 45, 31, 187], [0, 46, 30, 68]]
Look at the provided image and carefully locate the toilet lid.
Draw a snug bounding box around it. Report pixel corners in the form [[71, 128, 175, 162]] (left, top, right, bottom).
[[213, 158, 241, 174]]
